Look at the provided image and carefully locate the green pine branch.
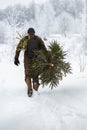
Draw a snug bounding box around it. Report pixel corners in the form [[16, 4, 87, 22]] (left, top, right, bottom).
[[29, 40, 72, 89]]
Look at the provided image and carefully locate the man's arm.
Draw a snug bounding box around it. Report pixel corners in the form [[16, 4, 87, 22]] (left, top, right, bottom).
[[14, 36, 28, 58], [14, 38, 24, 65], [14, 41, 22, 59]]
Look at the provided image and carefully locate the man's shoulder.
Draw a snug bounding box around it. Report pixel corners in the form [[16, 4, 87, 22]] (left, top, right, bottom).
[[36, 35, 43, 41], [20, 35, 28, 42], [24, 35, 28, 40]]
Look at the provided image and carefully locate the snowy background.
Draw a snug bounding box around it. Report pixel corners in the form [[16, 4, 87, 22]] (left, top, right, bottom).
[[0, 0, 87, 130]]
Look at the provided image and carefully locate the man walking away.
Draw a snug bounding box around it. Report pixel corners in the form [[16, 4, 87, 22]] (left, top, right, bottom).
[[14, 28, 47, 97]]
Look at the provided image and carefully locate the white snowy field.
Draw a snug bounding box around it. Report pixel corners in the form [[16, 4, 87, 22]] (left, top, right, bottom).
[[0, 35, 87, 130]]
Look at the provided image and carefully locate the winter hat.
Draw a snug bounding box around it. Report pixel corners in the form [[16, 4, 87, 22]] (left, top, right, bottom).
[[27, 28, 35, 33]]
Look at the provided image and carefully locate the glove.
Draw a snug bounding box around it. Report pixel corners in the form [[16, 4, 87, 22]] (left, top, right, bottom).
[[14, 58, 20, 66]]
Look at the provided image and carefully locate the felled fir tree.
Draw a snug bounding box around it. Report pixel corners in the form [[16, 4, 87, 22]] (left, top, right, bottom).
[[29, 40, 71, 89]]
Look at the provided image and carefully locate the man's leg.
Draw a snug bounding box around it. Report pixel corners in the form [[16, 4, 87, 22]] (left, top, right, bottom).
[[24, 56, 33, 96], [25, 76, 32, 90], [33, 76, 39, 91], [25, 76, 33, 97]]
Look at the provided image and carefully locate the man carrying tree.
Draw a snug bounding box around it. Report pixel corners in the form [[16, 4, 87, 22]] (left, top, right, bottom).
[[14, 28, 47, 97]]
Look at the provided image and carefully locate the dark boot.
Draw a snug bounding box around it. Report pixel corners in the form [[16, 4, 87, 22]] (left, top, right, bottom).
[[27, 89, 33, 97]]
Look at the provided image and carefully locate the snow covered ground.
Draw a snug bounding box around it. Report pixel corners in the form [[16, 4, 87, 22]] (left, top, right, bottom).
[[0, 35, 87, 130]]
